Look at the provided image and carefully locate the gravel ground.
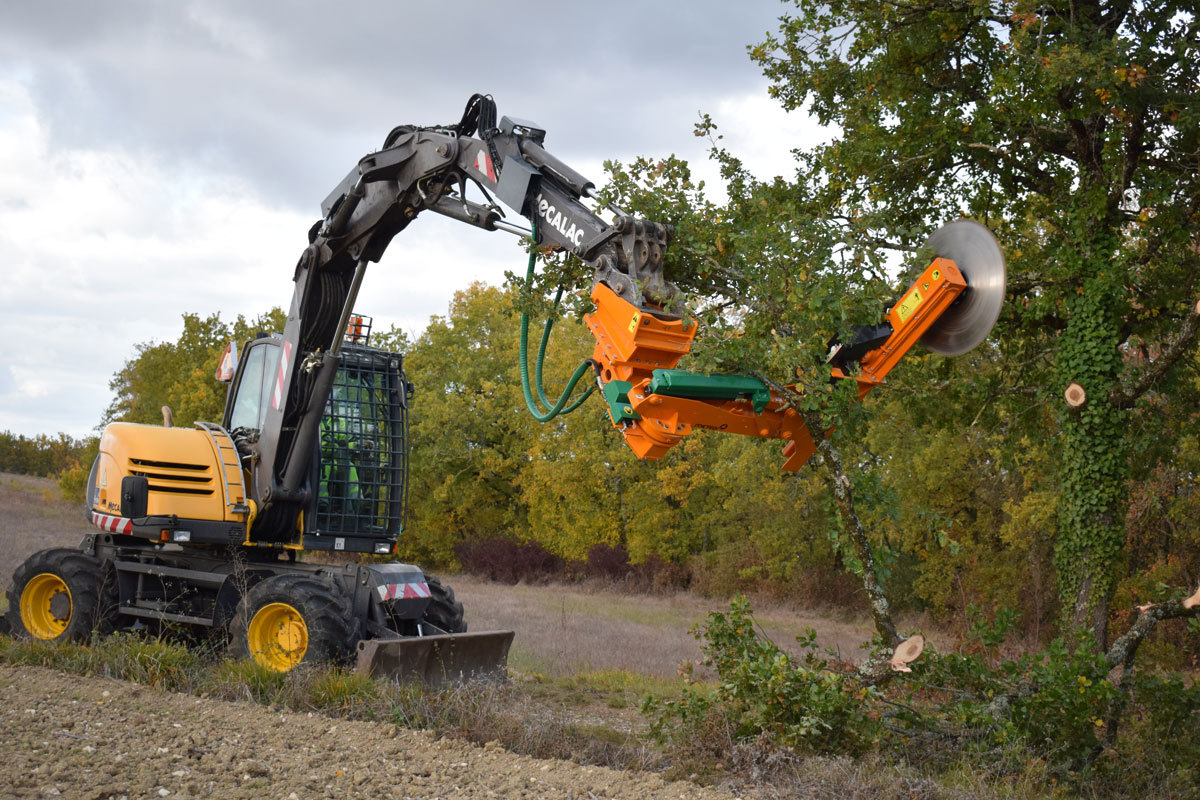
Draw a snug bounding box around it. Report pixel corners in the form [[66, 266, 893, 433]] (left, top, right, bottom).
[[0, 664, 738, 800]]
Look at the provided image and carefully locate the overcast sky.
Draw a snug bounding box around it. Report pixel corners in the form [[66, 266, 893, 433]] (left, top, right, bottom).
[[0, 0, 825, 438]]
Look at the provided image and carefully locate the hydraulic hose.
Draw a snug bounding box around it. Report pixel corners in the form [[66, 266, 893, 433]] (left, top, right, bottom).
[[519, 221, 596, 422]]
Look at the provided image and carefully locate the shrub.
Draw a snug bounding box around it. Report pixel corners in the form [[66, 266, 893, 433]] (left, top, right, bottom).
[[629, 554, 690, 593], [644, 596, 880, 755], [454, 537, 564, 584], [584, 543, 630, 581], [1095, 671, 1200, 794]]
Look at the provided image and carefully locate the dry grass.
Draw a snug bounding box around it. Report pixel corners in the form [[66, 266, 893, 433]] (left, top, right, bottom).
[[451, 574, 900, 679], [0, 472, 94, 591]]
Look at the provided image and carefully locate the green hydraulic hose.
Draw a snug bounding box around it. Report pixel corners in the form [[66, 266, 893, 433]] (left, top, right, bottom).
[[519, 221, 596, 422]]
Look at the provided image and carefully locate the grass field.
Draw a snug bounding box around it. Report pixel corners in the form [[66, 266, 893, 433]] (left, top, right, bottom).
[[1, 471, 894, 678], [456, 576, 884, 679], [0, 473, 94, 596]]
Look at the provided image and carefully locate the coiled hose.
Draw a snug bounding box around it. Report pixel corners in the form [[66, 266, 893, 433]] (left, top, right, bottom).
[[519, 221, 596, 421]]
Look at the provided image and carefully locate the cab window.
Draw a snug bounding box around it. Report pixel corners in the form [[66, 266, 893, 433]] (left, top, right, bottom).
[[228, 343, 281, 431]]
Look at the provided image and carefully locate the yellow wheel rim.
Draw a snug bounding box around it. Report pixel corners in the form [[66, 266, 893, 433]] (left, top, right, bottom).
[[20, 573, 72, 640], [247, 602, 308, 672]]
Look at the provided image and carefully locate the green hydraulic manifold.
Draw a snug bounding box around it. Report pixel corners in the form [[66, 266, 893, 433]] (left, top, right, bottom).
[[601, 380, 640, 424], [646, 370, 772, 413], [602, 371, 773, 425]]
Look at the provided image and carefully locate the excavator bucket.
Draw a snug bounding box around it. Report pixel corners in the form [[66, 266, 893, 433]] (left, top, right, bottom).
[[354, 630, 515, 686]]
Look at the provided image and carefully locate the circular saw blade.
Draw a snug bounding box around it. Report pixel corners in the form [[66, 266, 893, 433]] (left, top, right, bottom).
[[919, 219, 1006, 356]]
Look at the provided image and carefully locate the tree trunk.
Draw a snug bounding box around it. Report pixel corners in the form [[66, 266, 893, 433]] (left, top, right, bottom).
[[758, 375, 904, 649], [799, 408, 902, 648], [1053, 213, 1127, 648]]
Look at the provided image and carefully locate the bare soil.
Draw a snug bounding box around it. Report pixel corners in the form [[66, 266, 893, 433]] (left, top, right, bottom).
[[0, 664, 736, 800]]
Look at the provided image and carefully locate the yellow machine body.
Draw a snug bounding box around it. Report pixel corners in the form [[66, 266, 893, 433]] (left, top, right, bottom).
[[90, 422, 251, 538]]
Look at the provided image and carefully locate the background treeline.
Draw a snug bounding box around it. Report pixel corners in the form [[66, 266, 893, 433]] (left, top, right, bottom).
[[0, 431, 95, 479]]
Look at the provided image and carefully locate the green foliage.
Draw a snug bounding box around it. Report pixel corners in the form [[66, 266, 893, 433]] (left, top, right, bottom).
[[0, 430, 95, 479], [1003, 638, 1118, 762], [105, 309, 285, 428], [745, 0, 1200, 635], [1100, 671, 1200, 792], [56, 435, 100, 501], [393, 282, 816, 571], [644, 597, 879, 754], [910, 631, 1160, 771]]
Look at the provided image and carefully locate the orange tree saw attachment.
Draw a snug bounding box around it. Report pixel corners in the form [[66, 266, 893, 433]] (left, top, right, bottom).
[[585, 255, 978, 472]]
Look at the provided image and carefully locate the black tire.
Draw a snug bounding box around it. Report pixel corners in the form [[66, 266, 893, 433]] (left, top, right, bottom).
[[5, 548, 111, 642], [422, 575, 466, 634], [229, 573, 356, 672]]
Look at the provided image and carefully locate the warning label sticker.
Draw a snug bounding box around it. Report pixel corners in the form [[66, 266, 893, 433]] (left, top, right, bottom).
[[895, 287, 924, 323]]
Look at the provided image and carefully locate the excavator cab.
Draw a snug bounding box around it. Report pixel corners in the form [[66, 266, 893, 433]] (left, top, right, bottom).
[[311, 344, 409, 553], [220, 327, 411, 555]]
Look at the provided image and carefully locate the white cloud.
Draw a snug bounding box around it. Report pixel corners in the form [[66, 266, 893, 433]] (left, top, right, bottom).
[[0, 1, 834, 438], [0, 80, 310, 436]]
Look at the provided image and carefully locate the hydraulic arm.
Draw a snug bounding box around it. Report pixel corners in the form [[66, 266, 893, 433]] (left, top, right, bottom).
[[251, 95, 684, 539], [252, 94, 1005, 539]]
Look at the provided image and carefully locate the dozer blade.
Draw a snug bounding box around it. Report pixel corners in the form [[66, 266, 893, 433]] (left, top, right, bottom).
[[354, 630, 515, 686]]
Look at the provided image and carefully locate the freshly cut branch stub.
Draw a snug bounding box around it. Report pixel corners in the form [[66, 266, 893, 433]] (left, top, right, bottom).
[[1184, 585, 1200, 610], [888, 634, 925, 672], [1064, 382, 1087, 407]]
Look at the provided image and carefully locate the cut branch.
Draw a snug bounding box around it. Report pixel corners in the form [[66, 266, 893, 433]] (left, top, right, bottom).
[[986, 588, 1200, 732], [1105, 591, 1200, 670], [754, 372, 902, 649], [1064, 382, 1087, 407]]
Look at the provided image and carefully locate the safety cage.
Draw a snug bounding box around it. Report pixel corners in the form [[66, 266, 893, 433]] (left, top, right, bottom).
[[306, 343, 411, 554]]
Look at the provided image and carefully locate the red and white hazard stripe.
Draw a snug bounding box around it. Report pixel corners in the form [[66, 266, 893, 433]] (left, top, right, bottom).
[[376, 581, 431, 602], [272, 341, 292, 410], [475, 150, 497, 183], [91, 512, 133, 535]]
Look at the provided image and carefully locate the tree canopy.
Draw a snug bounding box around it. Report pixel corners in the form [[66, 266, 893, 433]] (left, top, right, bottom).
[[596, 0, 1200, 644]]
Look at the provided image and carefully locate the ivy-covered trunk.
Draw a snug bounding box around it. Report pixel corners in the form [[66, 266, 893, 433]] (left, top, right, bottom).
[[1053, 199, 1127, 646]]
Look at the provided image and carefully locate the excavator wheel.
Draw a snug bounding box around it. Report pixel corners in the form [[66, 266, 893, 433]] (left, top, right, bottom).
[[422, 575, 466, 634], [230, 574, 356, 672], [5, 548, 114, 642]]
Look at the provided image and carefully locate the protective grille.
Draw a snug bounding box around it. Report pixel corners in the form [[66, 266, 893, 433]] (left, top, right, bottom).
[[314, 346, 408, 539]]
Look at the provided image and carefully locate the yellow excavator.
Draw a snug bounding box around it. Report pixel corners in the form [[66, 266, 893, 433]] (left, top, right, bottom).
[[4, 94, 1005, 682]]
